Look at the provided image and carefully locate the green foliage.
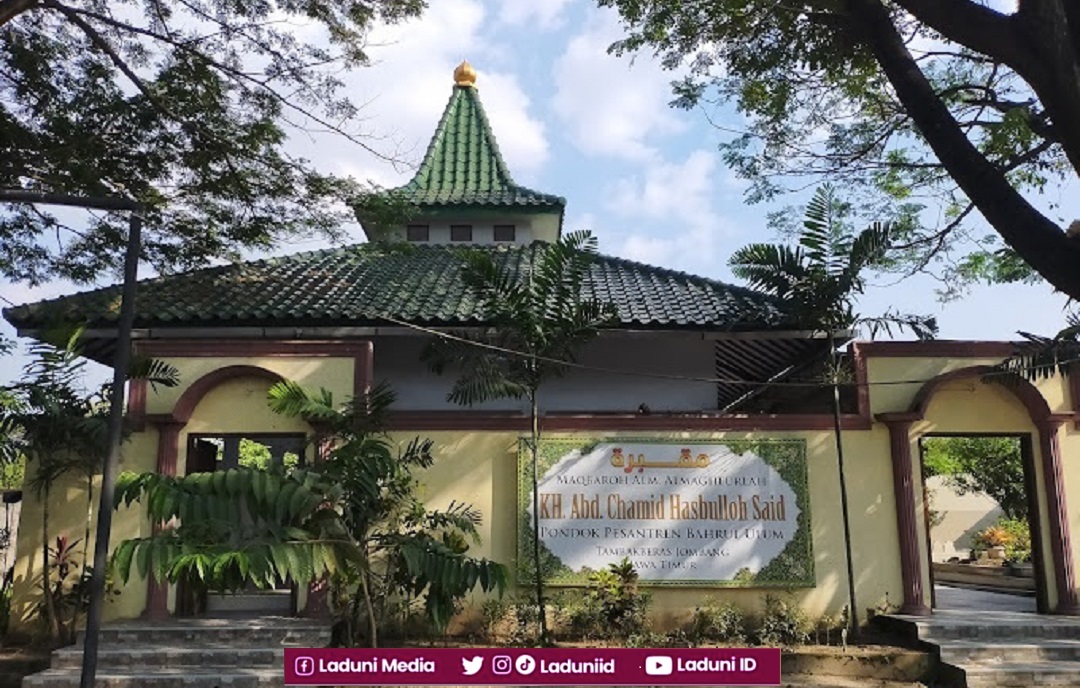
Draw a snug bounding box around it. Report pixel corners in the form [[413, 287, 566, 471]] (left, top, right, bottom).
[[0, 457, 24, 491], [922, 436, 1026, 519], [992, 309, 1080, 384], [423, 229, 617, 645], [112, 378, 508, 647], [1, 1, 425, 285], [597, 0, 1080, 297], [423, 230, 618, 406], [564, 558, 651, 640], [730, 185, 937, 340], [689, 598, 749, 645], [998, 517, 1032, 564], [756, 594, 809, 647]]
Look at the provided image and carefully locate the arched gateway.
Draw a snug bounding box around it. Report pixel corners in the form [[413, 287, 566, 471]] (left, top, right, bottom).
[[876, 357, 1079, 616]]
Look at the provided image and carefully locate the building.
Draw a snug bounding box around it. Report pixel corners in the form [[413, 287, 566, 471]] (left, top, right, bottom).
[[4, 63, 1079, 633]]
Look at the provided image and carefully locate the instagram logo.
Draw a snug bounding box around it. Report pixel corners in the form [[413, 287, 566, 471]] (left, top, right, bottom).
[[491, 655, 513, 675], [294, 656, 315, 676]]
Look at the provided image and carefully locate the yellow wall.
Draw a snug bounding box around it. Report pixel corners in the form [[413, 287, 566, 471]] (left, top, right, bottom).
[[10, 347, 1080, 635], [8, 354, 356, 634], [868, 356, 1079, 612], [401, 428, 904, 628]]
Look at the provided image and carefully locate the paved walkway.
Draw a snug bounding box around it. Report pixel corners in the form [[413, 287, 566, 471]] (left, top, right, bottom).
[[933, 583, 1037, 613]]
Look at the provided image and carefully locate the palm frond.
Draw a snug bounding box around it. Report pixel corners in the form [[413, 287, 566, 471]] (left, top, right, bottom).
[[128, 357, 181, 390], [729, 243, 807, 298]]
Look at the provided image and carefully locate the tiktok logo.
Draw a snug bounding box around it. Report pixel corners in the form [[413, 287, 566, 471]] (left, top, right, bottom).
[[294, 656, 315, 676]]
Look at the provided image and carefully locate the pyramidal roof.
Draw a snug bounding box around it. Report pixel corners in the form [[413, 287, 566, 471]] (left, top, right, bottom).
[[389, 62, 565, 212]]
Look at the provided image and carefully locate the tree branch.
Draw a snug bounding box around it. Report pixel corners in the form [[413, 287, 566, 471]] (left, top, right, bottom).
[[52, 3, 400, 164], [41, 0, 186, 126], [893, 0, 1036, 75], [846, 0, 1080, 299], [0, 0, 38, 27]]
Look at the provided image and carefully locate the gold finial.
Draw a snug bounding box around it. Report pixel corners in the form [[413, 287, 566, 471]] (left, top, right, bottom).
[[454, 60, 477, 87]]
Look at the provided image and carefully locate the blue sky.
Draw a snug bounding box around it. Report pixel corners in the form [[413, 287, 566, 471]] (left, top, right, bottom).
[[2, 0, 1077, 383]]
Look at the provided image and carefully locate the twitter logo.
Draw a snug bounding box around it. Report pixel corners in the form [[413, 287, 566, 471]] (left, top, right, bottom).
[[462, 656, 484, 675]]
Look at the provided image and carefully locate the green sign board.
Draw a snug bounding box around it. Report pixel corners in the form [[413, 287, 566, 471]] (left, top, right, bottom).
[[517, 438, 814, 587]]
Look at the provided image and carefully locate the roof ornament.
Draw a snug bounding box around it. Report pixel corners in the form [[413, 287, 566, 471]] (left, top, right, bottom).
[[454, 60, 477, 87]]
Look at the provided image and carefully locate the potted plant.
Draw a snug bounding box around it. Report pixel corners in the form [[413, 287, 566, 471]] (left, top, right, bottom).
[[974, 525, 1012, 563]]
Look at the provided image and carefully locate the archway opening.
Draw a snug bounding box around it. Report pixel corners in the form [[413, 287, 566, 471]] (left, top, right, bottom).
[[917, 433, 1044, 614]]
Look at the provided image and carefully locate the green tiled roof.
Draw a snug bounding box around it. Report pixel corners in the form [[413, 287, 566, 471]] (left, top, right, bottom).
[[389, 85, 565, 211], [3, 243, 794, 332]]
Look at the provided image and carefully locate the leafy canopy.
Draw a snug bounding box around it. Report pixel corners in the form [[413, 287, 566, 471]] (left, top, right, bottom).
[[729, 185, 937, 340], [922, 436, 1027, 520], [0, 0, 424, 284], [599, 0, 1080, 300]]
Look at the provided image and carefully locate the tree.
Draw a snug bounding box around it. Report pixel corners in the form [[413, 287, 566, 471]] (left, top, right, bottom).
[[113, 381, 507, 647], [423, 230, 617, 645], [0, 328, 177, 643], [729, 185, 936, 632], [922, 436, 1026, 519], [0, 0, 424, 284], [599, 0, 1080, 300]]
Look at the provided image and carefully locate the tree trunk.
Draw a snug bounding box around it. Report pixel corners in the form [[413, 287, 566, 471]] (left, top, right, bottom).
[[359, 569, 377, 648], [78, 472, 93, 630], [40, 483, 61, 642], [529, 389, 548, 645], [849, 0, 1080, 301], [828, 335, 860, 637], [0, 0, 39, 28]]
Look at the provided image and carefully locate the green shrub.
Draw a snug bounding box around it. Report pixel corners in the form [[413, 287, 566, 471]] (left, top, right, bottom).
[[998, 517, 1032, 563], [756, 594, 809, 647], [587, 558, 651, 638], [688, 598, 748, 645]]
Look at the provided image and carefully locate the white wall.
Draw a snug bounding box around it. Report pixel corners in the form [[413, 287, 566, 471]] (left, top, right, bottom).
[[926, 475, 1002, 561], [372, 334, 718, 412]]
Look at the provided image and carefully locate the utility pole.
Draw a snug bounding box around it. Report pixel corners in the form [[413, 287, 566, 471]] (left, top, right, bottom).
[[0, 190, 142, 688]]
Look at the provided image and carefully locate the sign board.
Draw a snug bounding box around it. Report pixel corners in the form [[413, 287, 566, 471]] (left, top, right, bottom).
[[517, 439, 813, 586]]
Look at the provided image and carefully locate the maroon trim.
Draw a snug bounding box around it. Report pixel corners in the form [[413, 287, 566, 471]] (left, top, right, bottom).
[[908, 365, 1055, 420], [876, 414, 929, 615], [855, 340, 1017, 358], [127, 378, 147, 430], [385, 411, 872, 432], [135, 339, 371, 358], [144, 419, 184, 620], [882, 366, 1079, 616], [172, 365, 285, 423], [850, 343, 871, 422], [1038, 419, 1080, 614]]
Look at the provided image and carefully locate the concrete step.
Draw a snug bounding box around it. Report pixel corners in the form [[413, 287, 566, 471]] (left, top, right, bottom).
[[49, 646, 285, 670], [877, 614, 1080, 642], [76, 619, 329, 647], [935, 639, 1080, 664], [960, 661, 1080, 688], [22, 668, 282, 688]]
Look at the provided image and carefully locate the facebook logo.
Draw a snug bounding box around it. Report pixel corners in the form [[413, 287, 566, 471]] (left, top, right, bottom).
[[294, 656, 315, 676]]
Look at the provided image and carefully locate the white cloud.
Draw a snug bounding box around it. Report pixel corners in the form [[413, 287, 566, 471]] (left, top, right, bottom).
[[290, 0, 549, 189], [552, 7, 685, 160], [602, 150, 737, 273], [496, 0, 575, 28]]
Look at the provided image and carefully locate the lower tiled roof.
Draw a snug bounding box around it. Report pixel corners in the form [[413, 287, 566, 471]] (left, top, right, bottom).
[[3, 242, 795, 332]]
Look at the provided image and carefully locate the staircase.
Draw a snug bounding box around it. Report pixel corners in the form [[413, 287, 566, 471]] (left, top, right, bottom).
[[22, 617, 329, 688], [877, 609, 1080, 688]]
